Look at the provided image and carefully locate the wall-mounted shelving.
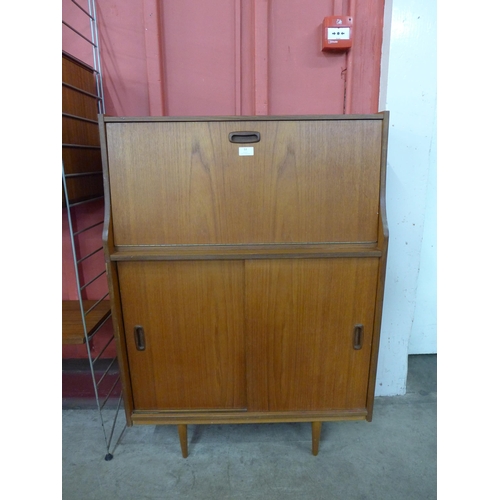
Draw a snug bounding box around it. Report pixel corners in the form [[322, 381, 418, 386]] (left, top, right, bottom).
[[62, 0, 125, 461]]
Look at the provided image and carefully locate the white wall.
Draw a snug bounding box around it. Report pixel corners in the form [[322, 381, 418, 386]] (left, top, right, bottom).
[[376, 0, 437, 396]]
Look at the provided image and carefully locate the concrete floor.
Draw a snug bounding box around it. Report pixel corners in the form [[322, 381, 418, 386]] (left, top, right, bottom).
[[62, 354, 436, 500]]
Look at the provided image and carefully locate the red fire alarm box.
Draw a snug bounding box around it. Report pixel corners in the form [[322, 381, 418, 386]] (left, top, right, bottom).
[[322, 16, 353, 52]]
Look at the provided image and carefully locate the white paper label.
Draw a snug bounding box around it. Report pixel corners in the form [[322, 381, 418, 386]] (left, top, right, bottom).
[[239, 147, 254, 156]]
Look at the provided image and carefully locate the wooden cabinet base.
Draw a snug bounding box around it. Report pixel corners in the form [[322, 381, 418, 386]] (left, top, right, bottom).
[[174, 421, 324, 458], [133, 411, 366, 457], [166, 418, 345, 458], [131, 410, 367, 426]]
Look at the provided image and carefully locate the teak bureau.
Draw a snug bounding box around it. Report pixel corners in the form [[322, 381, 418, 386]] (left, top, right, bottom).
[[99, 113, 389, 457]]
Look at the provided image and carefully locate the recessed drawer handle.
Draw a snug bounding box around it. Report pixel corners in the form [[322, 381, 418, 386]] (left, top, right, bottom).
[[134, 325, 146, 351], [353, 324, 364, 350], [228, 131, 261, 144]]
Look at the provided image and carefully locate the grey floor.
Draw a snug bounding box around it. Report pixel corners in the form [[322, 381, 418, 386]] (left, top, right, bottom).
[[62, 355, 436, 500]]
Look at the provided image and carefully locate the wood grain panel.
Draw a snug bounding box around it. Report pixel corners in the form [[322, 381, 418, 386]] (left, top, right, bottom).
[[63, 86, 99, 120], [62, 147, 102, 175], [62, 171, 104, 206], [117, 261, 246, 410], [62, 116, 100, 146], [106, 118, 382, 245], [245, 258, 379, 411], [62, 143, 103, 206], [62, 52, 102, 205], [62, 52, 96, 94]]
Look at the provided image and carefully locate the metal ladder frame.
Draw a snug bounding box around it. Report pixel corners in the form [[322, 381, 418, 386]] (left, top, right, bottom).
[[62, 0, 126, 461]]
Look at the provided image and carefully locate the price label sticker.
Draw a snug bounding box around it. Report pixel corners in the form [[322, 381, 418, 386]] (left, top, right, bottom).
[[239, 147, 254, 156]]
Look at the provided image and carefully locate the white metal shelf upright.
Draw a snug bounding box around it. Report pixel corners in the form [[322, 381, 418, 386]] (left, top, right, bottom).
[[62, 0, 125, 461]]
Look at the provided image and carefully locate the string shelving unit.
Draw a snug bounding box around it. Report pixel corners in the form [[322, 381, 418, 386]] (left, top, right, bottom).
[[62, 0, 125, 461]]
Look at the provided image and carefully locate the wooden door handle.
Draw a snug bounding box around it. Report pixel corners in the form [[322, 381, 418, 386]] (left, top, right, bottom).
[[134, 325, 146, 351], [353, 324, 364, 350], [228, 131, 260, 143]]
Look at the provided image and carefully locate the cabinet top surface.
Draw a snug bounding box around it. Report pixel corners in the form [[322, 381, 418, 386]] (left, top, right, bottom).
[[101, 112, 387, 124]]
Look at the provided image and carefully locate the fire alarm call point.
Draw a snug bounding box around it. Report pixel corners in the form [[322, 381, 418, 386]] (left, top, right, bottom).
[[322, 16, 353, 52]]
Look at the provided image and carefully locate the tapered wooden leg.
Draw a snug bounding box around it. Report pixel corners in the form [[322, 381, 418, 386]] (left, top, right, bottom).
[[311, 421, 322, 456], [177, 424, 188, 458]]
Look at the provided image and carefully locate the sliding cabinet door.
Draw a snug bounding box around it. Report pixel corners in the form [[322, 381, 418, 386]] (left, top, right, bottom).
[[245, 258, 379, 412], [118, 260, 246, 411]]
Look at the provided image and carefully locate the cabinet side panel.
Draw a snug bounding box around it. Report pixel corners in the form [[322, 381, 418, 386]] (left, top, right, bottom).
[[246, 258, 379, 412], [106, 119, 382, 245], [117, 261, 246, 410]]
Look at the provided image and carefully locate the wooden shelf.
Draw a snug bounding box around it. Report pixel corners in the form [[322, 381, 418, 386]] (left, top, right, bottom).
[[110, 243, 382, 261], [62, 300, 111, 345]]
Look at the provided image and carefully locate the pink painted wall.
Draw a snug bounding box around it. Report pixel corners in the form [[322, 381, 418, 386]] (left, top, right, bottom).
[[62, 0, 386, 358], [90, 0, 385, 116]]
